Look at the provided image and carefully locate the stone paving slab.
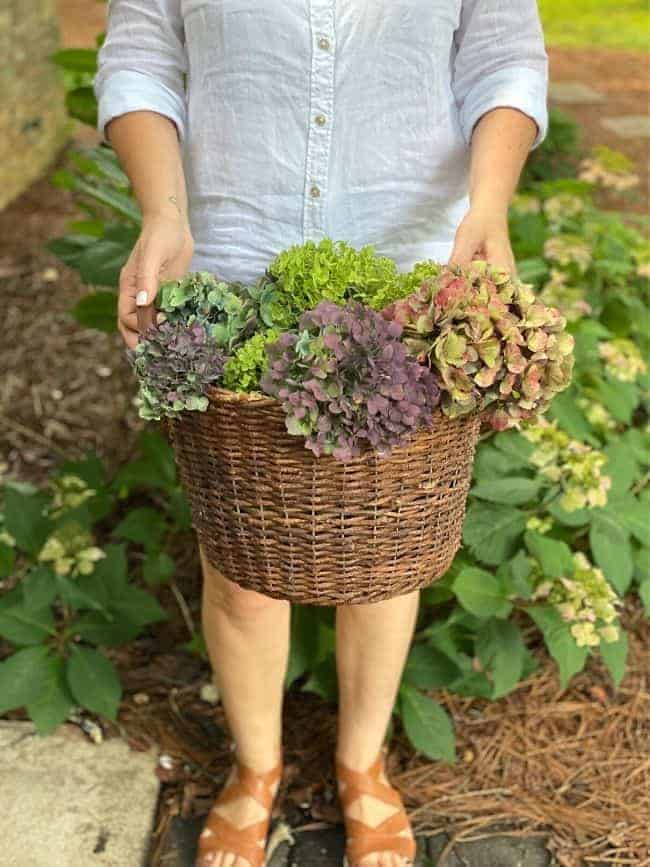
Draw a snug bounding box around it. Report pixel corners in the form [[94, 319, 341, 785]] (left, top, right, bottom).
[[0, 720, 160, 867], [601, 115, 650, 138], [162, 817, 552, 866], [548, 81, 606, 104]]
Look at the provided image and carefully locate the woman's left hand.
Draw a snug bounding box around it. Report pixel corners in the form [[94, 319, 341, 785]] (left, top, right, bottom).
[[447, 207, 517, 277]]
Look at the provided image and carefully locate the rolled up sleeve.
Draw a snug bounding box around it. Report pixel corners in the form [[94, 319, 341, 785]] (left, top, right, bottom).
[[94, 0, 188, 144], [452, 0, 549, 151]]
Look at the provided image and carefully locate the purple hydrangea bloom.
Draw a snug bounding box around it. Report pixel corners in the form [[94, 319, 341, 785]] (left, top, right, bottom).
[[261, 301, 440, 462], [128, 320, 227, 420]]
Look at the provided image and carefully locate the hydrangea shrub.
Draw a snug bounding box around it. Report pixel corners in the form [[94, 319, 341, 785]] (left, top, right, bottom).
[[261, 300, 440, 462], [383, 260, 575, 431], [128, 321, 227, 420]]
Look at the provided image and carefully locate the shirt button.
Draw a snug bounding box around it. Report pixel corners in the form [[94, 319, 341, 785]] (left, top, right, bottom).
[[315, 114, 327, 126], [309, 185, 321, 198], [318, 37, 330, 50]]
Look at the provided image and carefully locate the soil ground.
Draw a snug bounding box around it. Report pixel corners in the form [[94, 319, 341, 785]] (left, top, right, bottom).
[[1, 10, 648, 867]]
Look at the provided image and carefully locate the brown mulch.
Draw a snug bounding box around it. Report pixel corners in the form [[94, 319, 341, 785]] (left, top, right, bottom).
[[97, 591, 649, 867]]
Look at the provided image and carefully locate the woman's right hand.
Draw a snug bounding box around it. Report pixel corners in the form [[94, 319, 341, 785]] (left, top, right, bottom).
[[118, 213, 194, 349]]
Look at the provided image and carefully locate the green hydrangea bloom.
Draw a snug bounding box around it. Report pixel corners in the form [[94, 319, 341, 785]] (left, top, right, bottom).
[[222, 328, 281, 392]]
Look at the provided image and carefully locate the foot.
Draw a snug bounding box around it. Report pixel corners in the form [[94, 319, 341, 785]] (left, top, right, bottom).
[[336, 747, 416, 867], [196, 757, 283, 867]]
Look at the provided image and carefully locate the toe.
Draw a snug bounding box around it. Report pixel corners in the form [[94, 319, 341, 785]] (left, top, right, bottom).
[[221, 854, 236, 867]]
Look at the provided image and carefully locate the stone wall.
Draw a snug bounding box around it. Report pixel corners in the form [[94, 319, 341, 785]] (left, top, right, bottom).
[[0, 0, 69, 210]]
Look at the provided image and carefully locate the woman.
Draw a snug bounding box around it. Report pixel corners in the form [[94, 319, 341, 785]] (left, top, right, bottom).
[[95, 2, 548, 865]]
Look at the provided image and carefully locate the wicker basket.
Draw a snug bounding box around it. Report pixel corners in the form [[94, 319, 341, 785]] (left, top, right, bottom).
[[166, 388, 481, 605]]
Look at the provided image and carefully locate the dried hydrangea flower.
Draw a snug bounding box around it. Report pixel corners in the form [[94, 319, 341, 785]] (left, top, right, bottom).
[[598, 338, 648, 383], [262, 300, 440, 462], [128, 320, 227, 421], [383, 260, 574, 431]]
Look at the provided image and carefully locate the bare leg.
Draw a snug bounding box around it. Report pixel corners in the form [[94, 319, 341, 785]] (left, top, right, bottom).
[[335, 591, 420, 867], [198, 546, 290, 867]]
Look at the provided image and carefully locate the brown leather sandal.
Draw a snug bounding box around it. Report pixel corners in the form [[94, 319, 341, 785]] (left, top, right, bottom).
[[195, 757, 283, 867], [336, 745, 416, 867]]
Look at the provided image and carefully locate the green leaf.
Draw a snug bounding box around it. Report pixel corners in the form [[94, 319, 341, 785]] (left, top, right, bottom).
[[0, 603, 54, 646], [0, 542, 15, 578], [59, 451, 106, 488], [508, 549, 535, 599], [22, 566, 58, 610], [527, 604, 589, 688], [3, 486, 51, 554], [142, 551, 175, 586], [25, 655, 74, 735], [70, 613, 141, 647], [548, 389, 598, 445], [138, 430, 177, 489], [66, 646, 121, 720], [594, 379, 639, 425], [51, 48, 97, 74], [547, 500, 591, 527], [65, 87, 98, 127], [472, 445, 521, 481], [599, 631, 628, 689], [71, 291, 117, 333], [399, 684, 456, 763], [638, 578, 650, 616], [471, 477, 541, 506], [402, 643, 462, 690], [462, 503, 527, 566], [610, 497, 650, 547], [79, 543, 128, 606], [589, 511, 634, 594], [492, 430, 535, 464], [0, 645, 53, 714], [109, 585, 167, 629], [524, 531, 574, 578], [602, 442, 640, 498], [55, 574, 108, 613], [113, 508, 166, 549], [452, 567, 512, 619], [67, 176, 141, 224], [475, 619, 526, 699]]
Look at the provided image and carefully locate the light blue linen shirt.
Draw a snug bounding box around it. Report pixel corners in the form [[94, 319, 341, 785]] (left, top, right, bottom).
[[95, 0, 549, 285]]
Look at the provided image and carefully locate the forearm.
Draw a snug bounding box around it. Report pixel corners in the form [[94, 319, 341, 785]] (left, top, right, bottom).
[[106, 110, 189, 223], [468, 107, 538, 217]]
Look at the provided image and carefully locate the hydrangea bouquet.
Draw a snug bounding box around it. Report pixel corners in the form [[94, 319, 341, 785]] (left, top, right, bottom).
[[129, 240, 574, 460]]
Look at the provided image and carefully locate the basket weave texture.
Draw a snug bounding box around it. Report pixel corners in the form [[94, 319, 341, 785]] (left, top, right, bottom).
[[167, 388, 481, 605]]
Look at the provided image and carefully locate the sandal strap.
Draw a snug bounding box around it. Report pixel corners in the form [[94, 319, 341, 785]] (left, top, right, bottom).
[[196, 758, 283, 867], [336, 748, 416, 866]]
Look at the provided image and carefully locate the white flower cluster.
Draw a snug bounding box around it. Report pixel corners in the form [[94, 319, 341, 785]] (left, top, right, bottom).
[[599, 338, 648, 383], [543, 234, 592, 273], [532, 552, 622, 648], [543, 193, 585, 229], [50, 475, 96, 519], [523, 418, 611, 511], [38, 522, 105, 578], [578, 146, 640, 193], [539, 268, 592, 323]]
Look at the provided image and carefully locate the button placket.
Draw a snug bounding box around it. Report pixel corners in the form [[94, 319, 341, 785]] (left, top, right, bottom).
[[302, 0, 335, 241]]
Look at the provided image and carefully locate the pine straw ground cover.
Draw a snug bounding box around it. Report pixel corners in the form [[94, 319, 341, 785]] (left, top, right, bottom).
[[102, 591, 649, 867]]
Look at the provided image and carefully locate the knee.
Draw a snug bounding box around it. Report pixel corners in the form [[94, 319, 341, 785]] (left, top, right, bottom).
[[201, 556, 284, 622]]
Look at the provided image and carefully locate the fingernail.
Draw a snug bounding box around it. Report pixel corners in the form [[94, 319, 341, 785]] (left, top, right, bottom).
[[136, 291, 148, 306]]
